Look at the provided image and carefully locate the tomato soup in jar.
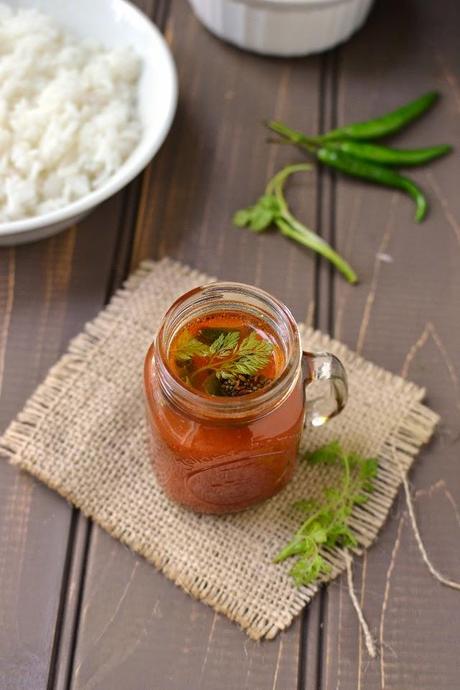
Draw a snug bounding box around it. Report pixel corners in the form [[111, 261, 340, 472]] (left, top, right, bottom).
[[144, 283, 347, 514]]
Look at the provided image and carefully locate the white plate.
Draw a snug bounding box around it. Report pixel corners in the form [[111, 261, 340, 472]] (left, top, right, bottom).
[[0, 0, 178, 245]]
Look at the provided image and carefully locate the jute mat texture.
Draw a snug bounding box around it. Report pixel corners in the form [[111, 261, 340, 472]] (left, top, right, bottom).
[[0, 258, 439, 640]]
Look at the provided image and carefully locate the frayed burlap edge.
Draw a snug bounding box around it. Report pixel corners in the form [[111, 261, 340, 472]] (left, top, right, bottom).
[[0, 258, 439, 640]]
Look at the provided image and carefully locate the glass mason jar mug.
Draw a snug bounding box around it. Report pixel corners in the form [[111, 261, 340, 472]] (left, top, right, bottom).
[[144, 283, 347, 514]]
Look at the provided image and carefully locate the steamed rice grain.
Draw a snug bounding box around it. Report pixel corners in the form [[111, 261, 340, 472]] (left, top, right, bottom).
[[0, 4, 142, 222]]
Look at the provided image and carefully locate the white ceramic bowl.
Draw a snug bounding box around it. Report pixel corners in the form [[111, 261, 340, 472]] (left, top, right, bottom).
[[0, 0, 177, 246], [188, 0, 374, 57]]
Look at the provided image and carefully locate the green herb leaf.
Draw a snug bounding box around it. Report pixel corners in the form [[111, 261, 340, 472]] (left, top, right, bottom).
[[209, 331, 240, 357], [198, 327, 233, 345], [202, 373, 220, 396], [273, 535, 313, 563], [233, 195, 282, 232], [237, 331, 273, 357], [233, 165, 359, 284], [307, 440, 343, 464], [274, 441, 378, 587], [173, 329, 210, 362], [215, 331, 274, 380], [308, 522, 328, 544], [290, 555, 331, 587], [293, 498, 319, 513], [189, 330, 275, 386]]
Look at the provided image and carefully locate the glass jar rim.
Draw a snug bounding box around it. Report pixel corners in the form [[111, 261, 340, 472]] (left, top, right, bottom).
[[151, 282, 302, 422]]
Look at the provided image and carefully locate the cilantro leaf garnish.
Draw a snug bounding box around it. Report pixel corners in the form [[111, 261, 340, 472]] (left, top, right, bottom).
[[173, 328, 210, 362], [214, 332, 274, 380], [234, 195, 283, 232], [233, 164, 358, 284], [209, 331, 240, 357], [274, 441, 378, 587], [174, 328, 275, 386]]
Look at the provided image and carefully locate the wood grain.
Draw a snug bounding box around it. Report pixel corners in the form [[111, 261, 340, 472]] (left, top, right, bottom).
[[0, 195, 125, 690], [130, 0, 322, 321], [70, 1, 323, 688], [1, 0, 459, 687], [316, 0, 460, 688], [70, 531, 301, 690]]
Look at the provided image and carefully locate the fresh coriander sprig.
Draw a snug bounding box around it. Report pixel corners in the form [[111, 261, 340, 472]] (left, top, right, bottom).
[[173, 329, 274, 382], [274, 441, 378, 587], [208, 331, 240, 358], [215, 331, 273, 380], [173, 328, 211, 362], [233, 164, 358, 284]]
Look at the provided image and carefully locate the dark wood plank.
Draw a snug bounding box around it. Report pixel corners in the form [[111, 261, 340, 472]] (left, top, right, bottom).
[[0, 3, 157, 689], [131, 2, 322, 321], [70, 1, 324, 688], [0, 196, 125, 690], [5, 0, 458, 687], [314, 0, 460, 688], [71, 530, 301, 690]]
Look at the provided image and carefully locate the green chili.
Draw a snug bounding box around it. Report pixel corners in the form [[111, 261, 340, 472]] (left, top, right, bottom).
[[317, 148, 428, 222], [321, 91, 439, 141], [267, 117, 451, 167], [324, 140, 452, 166], [267, 120, 318, 148]]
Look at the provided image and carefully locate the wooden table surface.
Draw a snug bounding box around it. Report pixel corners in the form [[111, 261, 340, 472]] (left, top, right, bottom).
[[1, 1, 459, 688]]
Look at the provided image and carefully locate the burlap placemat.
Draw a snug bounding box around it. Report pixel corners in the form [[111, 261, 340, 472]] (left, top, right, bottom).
[[0, 258, 439, 640]]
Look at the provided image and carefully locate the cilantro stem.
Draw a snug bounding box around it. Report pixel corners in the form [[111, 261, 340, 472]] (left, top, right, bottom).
[[190, 350, 240, 380], [190, 361, 217, 381], [189, 331, 273, 382], [342, 451, 351, 496], [274, 442, 378, 586], [269, 168, 358, 284], [234, 163, 358, 284], [265, 163, 313, 197]]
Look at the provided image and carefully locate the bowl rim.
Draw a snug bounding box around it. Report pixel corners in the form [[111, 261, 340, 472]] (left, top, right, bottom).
[[220, 0, 356, 9], [0, 0, 178, 238]]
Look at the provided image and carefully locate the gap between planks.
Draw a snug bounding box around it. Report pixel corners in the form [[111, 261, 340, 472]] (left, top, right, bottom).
[[47, 3, 164, 683], [300, 47, 341, 690], [47, 5, 340, 690]]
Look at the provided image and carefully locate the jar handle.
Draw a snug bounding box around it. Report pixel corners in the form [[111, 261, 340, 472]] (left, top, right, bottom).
[[301, 351, 348, 428]]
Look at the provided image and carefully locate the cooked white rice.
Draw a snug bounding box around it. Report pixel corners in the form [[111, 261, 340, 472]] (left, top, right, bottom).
[[0, 4, 142, 222]]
